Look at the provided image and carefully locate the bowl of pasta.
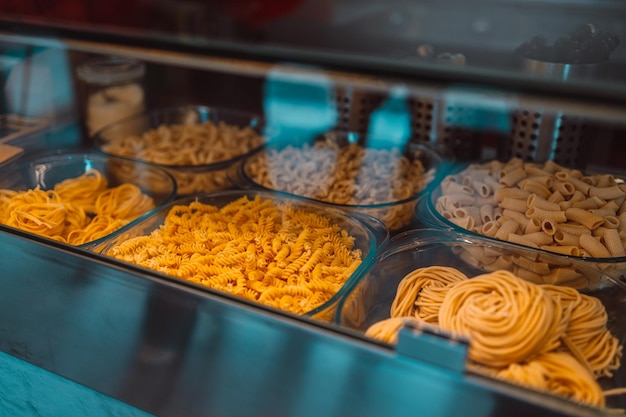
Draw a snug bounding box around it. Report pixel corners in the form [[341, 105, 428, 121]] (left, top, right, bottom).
[[0, 152, 176, 248], [336, 228, 626, 410], [92, 105, 266, 196], [417, 157, 626, 279], [230, 131, 443, 231], [90, 189, 388, 321]]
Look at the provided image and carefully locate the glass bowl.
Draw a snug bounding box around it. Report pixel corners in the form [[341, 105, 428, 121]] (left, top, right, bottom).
[[336, 228, 626, 410], [417, 160, 626, 281], [92, 105, 266, 195], [230, 131, 443, 231], [0, 152, 177, 249], [91, 189, 388, 321]]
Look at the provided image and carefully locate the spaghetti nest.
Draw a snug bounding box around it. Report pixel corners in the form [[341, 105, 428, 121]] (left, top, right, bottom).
[[365, 267, 623, 408], [0, 169, 155, 245], [106, 195, 364, 316]]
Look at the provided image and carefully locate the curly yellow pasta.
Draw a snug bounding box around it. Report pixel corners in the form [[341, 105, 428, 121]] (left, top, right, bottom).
[[107, 195, 363, 316]]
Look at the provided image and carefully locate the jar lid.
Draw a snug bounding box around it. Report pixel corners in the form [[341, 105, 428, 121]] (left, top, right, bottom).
[[77, 56, 145, 85]]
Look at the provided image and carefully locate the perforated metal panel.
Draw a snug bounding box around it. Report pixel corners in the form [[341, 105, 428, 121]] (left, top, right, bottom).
[[505, 110, 593, 168]]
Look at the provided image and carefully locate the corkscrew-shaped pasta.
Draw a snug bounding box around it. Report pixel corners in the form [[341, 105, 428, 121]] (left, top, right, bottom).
[[0, 169, 155, 245], [106, 195, 364, 317], [364, 266, 623, 408]]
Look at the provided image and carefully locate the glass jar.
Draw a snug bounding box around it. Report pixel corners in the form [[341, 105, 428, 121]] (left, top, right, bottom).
[[76, 56, 146, 138]]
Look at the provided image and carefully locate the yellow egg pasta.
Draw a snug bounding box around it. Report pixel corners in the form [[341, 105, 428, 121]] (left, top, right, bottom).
[[364, 266, 623, 408], [0, 169, 155, 245], [106, 195, 363, 316]]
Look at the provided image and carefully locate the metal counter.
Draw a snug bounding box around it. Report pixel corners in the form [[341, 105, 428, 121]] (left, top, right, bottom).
[[0, 226, 607, 417]]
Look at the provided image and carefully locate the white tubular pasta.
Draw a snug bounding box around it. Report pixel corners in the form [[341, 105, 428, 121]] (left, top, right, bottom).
[[539, 245, 581, 257], [462, 246, 497, 265], [543, 159, 563, 173], [565, 208, 604, 230], [526, 207, 567, 223], [558, 223, 592, 236], [512, 254, 550, 275], [508, 233, 540, 248], [440, 210, 453, 219], [556, 172, 591, 194], [527, 194, 561, 211], [482, 221, 499, 238], [572, 198, 602, 210], [495, 219, 521, 240], [543, 267, 582, 285], [494, 188, 530, 201], [483, 175, 504, 191], [590, 209, 617, 217], [480, 204, 495, 223], [435, 158, 626, 261], [502, 209, 529, 228], [525, 218, 542, 234], [569, 190, 587, 203], [493, 207, 503, 221], [541, 220, 557, 236], [475, 196, 498, 207], [603, 216, 620, 229], [594, 174, 616, 188], [552, 180, 576, 197], [442, 181, 474, 196], [459, 249, 485, 268], [512, 265, 544, 284], [472, 181, 491, 197], [450, 216, 474, 230], [602, 229, 626, 257], [524, 164, 550, 177], [554, 230, 580, 247], [601, 200, 620, 212], [500, 197, 528, 213], [528, 175, 554, 188], [522, 181, 552, 199], [548, 191, 565, 204], [524, 232, 554, 246], [454, 207, 482, 227], [440, 194, 477, 207], [484, 255, 513, 270], [579, 234, 612, 258]]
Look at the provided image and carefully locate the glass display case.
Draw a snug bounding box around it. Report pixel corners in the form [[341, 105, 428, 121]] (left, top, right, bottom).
[[1, 1, 626, 416]]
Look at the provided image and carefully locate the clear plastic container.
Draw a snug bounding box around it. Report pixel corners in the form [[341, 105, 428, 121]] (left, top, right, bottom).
[[417, 162, 626, 282], [92, 105, 266, 196], [77, 56, 146, 137], [0, 152, 177, 249], [336, 228, 626, 409], [91, 189, 388, 321], [230, 131, 444, 231]]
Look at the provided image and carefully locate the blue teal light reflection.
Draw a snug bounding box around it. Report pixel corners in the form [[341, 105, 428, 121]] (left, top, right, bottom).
[[263, 69, 338, 146], [366, 86, 411, 149]]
